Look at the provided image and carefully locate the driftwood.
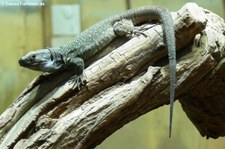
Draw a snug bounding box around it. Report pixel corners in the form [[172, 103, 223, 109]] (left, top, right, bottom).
[[0, 2, 225, 148]]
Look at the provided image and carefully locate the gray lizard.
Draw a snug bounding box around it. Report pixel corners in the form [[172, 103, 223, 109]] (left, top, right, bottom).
[[18, 6, 176, 137]]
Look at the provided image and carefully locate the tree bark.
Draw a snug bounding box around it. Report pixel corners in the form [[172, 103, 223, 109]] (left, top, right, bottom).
[[0, 2, 224, 149]]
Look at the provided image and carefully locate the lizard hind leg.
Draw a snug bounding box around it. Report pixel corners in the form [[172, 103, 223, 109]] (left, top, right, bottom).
[[113, 19, 135, 37], [113, 19, 154, 38]]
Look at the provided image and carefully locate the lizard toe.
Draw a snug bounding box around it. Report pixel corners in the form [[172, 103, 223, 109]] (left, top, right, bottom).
[[68, 74, 86, 90]]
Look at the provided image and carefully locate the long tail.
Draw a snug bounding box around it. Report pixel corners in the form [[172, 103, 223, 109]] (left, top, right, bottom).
[[126, 7, 176, 138], [123, 7, 176, 137], [95, 6, 176, 137], [158, 8, 176, 138]]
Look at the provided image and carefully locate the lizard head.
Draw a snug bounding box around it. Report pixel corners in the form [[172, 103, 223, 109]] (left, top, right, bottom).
[[19, 48, 65, 72]]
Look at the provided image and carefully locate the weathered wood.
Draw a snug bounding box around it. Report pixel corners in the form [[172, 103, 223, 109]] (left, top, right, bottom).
[[179, 7, 225, 139], [1, 2, 224, 149]]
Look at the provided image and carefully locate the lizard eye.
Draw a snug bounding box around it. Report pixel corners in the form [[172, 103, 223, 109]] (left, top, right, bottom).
[[29, 55, 36, 61]]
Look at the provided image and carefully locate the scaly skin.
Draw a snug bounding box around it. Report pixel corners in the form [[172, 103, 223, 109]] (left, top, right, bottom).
[[19, 6, 176, 137]]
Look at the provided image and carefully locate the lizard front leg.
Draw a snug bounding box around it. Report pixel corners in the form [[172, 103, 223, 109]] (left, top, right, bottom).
[[66, 57, 85, 90]]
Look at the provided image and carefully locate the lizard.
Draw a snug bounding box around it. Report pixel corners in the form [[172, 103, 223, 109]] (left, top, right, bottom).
[[18, 6, 176, 137]]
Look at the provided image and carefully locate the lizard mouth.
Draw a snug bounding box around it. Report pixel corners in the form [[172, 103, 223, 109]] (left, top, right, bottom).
[[19, 58, 29, 67], [19, 58, 38, 67]]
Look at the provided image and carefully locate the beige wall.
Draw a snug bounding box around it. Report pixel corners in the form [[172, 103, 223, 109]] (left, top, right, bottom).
[[0, 7, 43, 112]]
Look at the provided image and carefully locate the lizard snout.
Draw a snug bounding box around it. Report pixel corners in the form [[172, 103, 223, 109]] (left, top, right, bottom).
[[18, 58, 24, 65], [18, 57, 29, 67]]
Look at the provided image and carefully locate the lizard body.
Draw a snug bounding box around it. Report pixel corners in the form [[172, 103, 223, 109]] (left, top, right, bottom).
[[19, 6, 176, 137]]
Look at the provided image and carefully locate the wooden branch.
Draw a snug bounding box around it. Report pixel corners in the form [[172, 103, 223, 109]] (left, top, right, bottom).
[[1, 2, 224, 148], [178, 6, 225, 138]]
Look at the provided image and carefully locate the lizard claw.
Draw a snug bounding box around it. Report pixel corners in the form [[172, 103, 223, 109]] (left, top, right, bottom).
[[68, 74, 86, 90], [132, 29, 148, 37], [132, 24, 158, 37]]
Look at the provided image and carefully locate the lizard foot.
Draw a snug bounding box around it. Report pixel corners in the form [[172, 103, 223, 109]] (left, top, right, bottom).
[[132, 29, 148, 37], [68, 74, 86, 90], [132, 24, 159, 37]]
